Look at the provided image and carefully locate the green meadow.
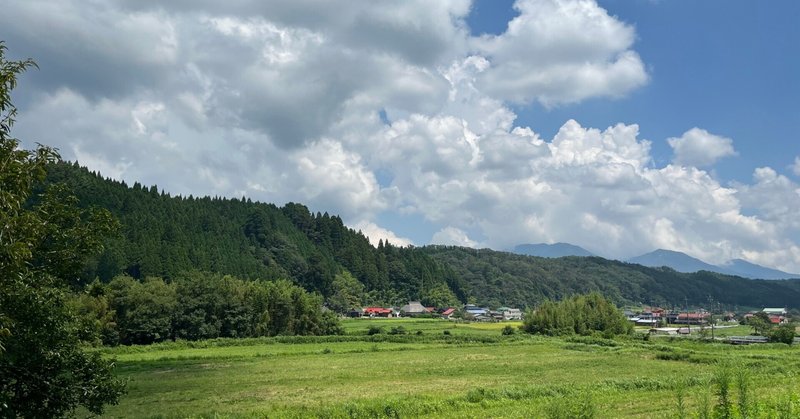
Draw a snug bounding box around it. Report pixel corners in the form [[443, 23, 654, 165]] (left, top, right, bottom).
[[100, 319, 800, 418]]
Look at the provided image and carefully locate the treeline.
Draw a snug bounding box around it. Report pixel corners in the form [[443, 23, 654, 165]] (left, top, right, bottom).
[[41, 162, 466, 307], [421, 246, 800, 310], [70, 272, 341, 346], [40, 162, 800, 311], [522, 293, 632, 337]]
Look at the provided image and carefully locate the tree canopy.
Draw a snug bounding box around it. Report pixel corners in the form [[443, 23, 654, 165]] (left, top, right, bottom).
[[0, 41, 125, 417]]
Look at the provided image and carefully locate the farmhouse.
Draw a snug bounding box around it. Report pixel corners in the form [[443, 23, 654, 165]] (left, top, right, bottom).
[[497, 307, 523, 321], [464, 305, 488, 316], [439, 308, 456, 319], [363, 307, 392, 317], [676, 312, 710, 325], [400, 301, 427, 317], [760, 308, 788, 324]]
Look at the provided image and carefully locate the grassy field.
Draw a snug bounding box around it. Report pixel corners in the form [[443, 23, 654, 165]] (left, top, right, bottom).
[[98, 319, 800, 418]]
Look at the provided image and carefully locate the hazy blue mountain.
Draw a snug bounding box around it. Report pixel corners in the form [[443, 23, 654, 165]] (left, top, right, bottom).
[[513, 243, 595, 258], [627, 249, 799, 280], [723, 259, 800, 280], [627, 249, 731, 274]]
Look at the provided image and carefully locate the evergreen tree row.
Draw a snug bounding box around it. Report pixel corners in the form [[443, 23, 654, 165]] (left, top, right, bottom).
[[41, 162, 466, 307]]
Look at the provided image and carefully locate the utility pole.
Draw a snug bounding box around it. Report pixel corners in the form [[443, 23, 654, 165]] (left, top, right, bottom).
[[685, 297, 690, 335], [711, 311, 714, 340]]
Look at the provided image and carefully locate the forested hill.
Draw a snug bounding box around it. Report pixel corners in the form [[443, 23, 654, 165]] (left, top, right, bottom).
[[420, 247, 800, 310], [42, 161, 800, 310], [40, 162, 467, 307]]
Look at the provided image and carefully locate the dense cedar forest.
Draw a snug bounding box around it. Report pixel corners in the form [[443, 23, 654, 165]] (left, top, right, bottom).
[[44, 161, 800, 310]]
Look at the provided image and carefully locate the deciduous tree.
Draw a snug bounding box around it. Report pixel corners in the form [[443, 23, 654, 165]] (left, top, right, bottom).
[[0, 41, 125, 417]]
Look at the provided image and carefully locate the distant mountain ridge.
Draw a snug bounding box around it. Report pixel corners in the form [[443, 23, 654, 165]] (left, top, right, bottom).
[[627, 249, 725, 274], [627, 249, 799, 280], [722, 259, 800, 280], [513, 243, 595, 258]]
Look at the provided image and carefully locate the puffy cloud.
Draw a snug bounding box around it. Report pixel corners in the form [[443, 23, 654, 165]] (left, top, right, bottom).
[[471, 0, 648, 105], [793, 156, 800, 177], [667, 128, 737, 167], [6, 0, 800, 274], [289, 139, 386, 219], [734, 167, 800, 233], [351, 221, 414, 248], [431, 227, 478, 248]]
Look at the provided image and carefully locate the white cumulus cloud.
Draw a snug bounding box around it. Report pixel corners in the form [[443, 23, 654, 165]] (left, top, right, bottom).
[[667, 128, 737, 167], [351, 221, 414, 248], [431, 227, 478, 248], [5, 0, 800, 273]]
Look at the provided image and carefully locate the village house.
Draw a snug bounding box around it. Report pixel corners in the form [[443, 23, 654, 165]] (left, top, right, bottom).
[[763, 307, 788, 324], [497, 307, 523, 321], [676, 312, 710, 325], [400, 301, 427, 317], [363, 307, 393, 318], [464, 304, 488, 317], [626, 307, 663, 326], [438, 308, 456, 319]]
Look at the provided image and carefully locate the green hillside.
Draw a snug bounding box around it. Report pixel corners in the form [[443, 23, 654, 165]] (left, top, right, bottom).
[[43, 161, 800, 310], [421, 246, 800, 310], [40, 162, 466, 307]]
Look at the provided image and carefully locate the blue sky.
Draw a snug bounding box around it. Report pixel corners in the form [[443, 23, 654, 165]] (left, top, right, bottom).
[[4, 0, 800, 271], [470, 0, 800, 182]]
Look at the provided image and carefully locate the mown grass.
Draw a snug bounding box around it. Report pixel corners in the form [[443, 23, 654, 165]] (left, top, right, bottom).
[[99, 319, 800, 418]]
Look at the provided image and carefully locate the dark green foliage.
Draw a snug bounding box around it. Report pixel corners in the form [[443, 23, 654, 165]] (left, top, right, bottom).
[[327, 271, 366, 313], [35, 154, 800, 316], [522, 293, 632, 337], [0, 42, 124, 417], [746, 312, 772, 336], [108, 276, 177, 344], [501, 325, 516, 335], [388, 326, 407, 335], [367, 326, 384, 335], [81, 272, 342, 345], [40, 162, 466, 307], [421, 246, 800, 309], [768, 324, 796, 344]]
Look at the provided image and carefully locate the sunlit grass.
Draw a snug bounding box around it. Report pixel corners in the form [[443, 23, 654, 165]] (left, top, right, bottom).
[[100, 319, 800, 418]]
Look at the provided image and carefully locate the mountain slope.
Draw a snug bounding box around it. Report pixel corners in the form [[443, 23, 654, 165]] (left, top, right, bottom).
[[513, 243, 595, 258], [424, 246, 800, 309], [723, 259, 800, 280], [40, 162, 467, 306], [628, 249, 798, 280], [627, 249, 731, 274]]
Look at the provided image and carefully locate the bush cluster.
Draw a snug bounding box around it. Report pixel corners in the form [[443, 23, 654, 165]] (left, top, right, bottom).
[[522, 292, 632, 337], [71, 271, 342, 345]]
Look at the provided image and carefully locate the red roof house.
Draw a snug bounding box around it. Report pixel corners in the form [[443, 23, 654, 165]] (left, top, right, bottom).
[[363, 307, 392, 317]]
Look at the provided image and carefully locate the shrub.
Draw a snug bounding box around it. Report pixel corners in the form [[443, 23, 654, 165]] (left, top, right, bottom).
[[523, 292, 631, 337], [388, 326, 407, 335], [501, 325, 516, 336], [768, 324, 796, 344], [367, 326, 384, 335]]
